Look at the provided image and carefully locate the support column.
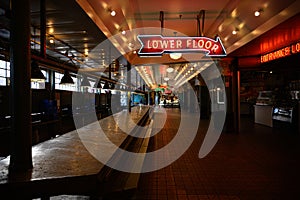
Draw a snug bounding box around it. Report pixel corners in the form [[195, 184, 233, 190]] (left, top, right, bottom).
[[9, 0, 33, 172], [148, 91, 150, 105], [231, 58, 240, 133], [49, 70, 55, 100], [40, 0, 46, 58], [127, 62, 131, 112], [108, 45, 112, 80]]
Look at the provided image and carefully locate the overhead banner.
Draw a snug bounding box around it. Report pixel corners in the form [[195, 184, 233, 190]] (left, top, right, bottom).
[[137, 35, 226, 57]]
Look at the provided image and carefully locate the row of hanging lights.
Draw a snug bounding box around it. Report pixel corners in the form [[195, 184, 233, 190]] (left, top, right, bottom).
[[30, 60, 116, 90]]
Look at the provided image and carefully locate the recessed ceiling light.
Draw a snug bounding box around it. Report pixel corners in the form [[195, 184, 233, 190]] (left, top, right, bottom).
[[232, 28, 239, 35], [110, 10, 116, 16], [254, 9, 263, 17]]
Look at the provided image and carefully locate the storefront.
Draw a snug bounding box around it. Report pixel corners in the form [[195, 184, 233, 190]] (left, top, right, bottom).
[[230, 13, 300, 133]]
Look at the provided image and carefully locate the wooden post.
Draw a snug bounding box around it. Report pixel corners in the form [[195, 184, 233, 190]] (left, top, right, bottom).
[[9, 0, 33, 172]]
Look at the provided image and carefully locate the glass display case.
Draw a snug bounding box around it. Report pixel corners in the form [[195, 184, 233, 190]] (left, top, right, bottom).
[[272, 101, 298, 131], [272, 106, 293, 123], [256, 91, 274, 105]]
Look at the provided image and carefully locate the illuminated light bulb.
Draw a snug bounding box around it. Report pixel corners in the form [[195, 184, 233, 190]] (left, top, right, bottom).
[[110, 10, 116, 16], [166, 67, 174, 73], [84, 49, 89, 56], [48, 27, 54, 34], [169, 52, 182, 60], [232, 30, 237, 35], [254, 9, 263, 17]]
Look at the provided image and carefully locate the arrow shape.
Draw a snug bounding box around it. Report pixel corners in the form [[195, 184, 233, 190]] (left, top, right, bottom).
[[137, 35, 226, 57]]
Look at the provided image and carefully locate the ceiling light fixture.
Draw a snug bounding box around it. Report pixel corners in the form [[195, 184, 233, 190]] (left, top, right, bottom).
[[110, 83, 115, 89], [254, 9, 263, 17], [80, 75, 90, 87], [31, 61, 46, 82], [48, 27, 54, 34], [103, 80, 110, 89], [169, 31, 182, 60], [109, 9, 116, 16], [49, 38, 54, 44], [169, 52, 182, 60], [128, 42, 134, 49], [232, 28, 239, 35], [84, 49, 89, 57], [60, 70, 74, 85], [166, 67, 174, 73], [94, 80, 102, 89]]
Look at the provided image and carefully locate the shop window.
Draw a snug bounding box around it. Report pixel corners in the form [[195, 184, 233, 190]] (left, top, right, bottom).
[[31, 70, 47, 89], [0, 77, 6, 85], [0, 60, 10, 86], [54, 71, 78, 92]]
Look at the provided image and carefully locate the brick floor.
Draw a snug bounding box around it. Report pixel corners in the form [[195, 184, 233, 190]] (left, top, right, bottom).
[[134, 108, 300, 200]]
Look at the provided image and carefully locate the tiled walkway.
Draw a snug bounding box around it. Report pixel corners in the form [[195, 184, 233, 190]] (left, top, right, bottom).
[[133, 108, 300, 200]]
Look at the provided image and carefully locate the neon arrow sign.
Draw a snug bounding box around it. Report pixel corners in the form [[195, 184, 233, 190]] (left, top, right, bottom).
[[137, 35, 226, 57]]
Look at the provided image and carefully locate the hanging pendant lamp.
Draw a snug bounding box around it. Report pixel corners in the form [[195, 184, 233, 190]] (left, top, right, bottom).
[[31, 61, 46, 82], [80, 75, 90, 87], [60, 70, 74, 85], [103, 80, 110, 89], [94, 80, 102, 89], [169, 32, 182, 60]]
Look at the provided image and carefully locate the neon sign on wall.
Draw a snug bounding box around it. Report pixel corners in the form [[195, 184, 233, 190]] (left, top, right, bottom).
[[261, 41, 300, 63], [137, 35, 227, 57]]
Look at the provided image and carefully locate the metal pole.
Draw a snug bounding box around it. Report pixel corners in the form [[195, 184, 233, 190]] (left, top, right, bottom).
[[40, 0, 47, 58], [127, 62, 131, 112], [201, 10, 205, 36], [232, 58, 240, 133], [9, 0, 33, 172], [108, 45, 111, 80], [160, 11, 164, 35]]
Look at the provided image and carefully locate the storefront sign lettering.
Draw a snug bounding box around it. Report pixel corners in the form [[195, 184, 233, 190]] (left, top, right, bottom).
[[137, 35, 226, 57], [261, 41, 300, 63]]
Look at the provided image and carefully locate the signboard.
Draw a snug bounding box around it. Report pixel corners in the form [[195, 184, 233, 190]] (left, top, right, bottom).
[[261, 41, 300, 63], [137, 35, 226, 57]]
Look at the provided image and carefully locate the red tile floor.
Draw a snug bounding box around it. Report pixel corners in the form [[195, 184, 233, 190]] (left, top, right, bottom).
[[35, 107, 300, 200], [130, 108, 300, 200]]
